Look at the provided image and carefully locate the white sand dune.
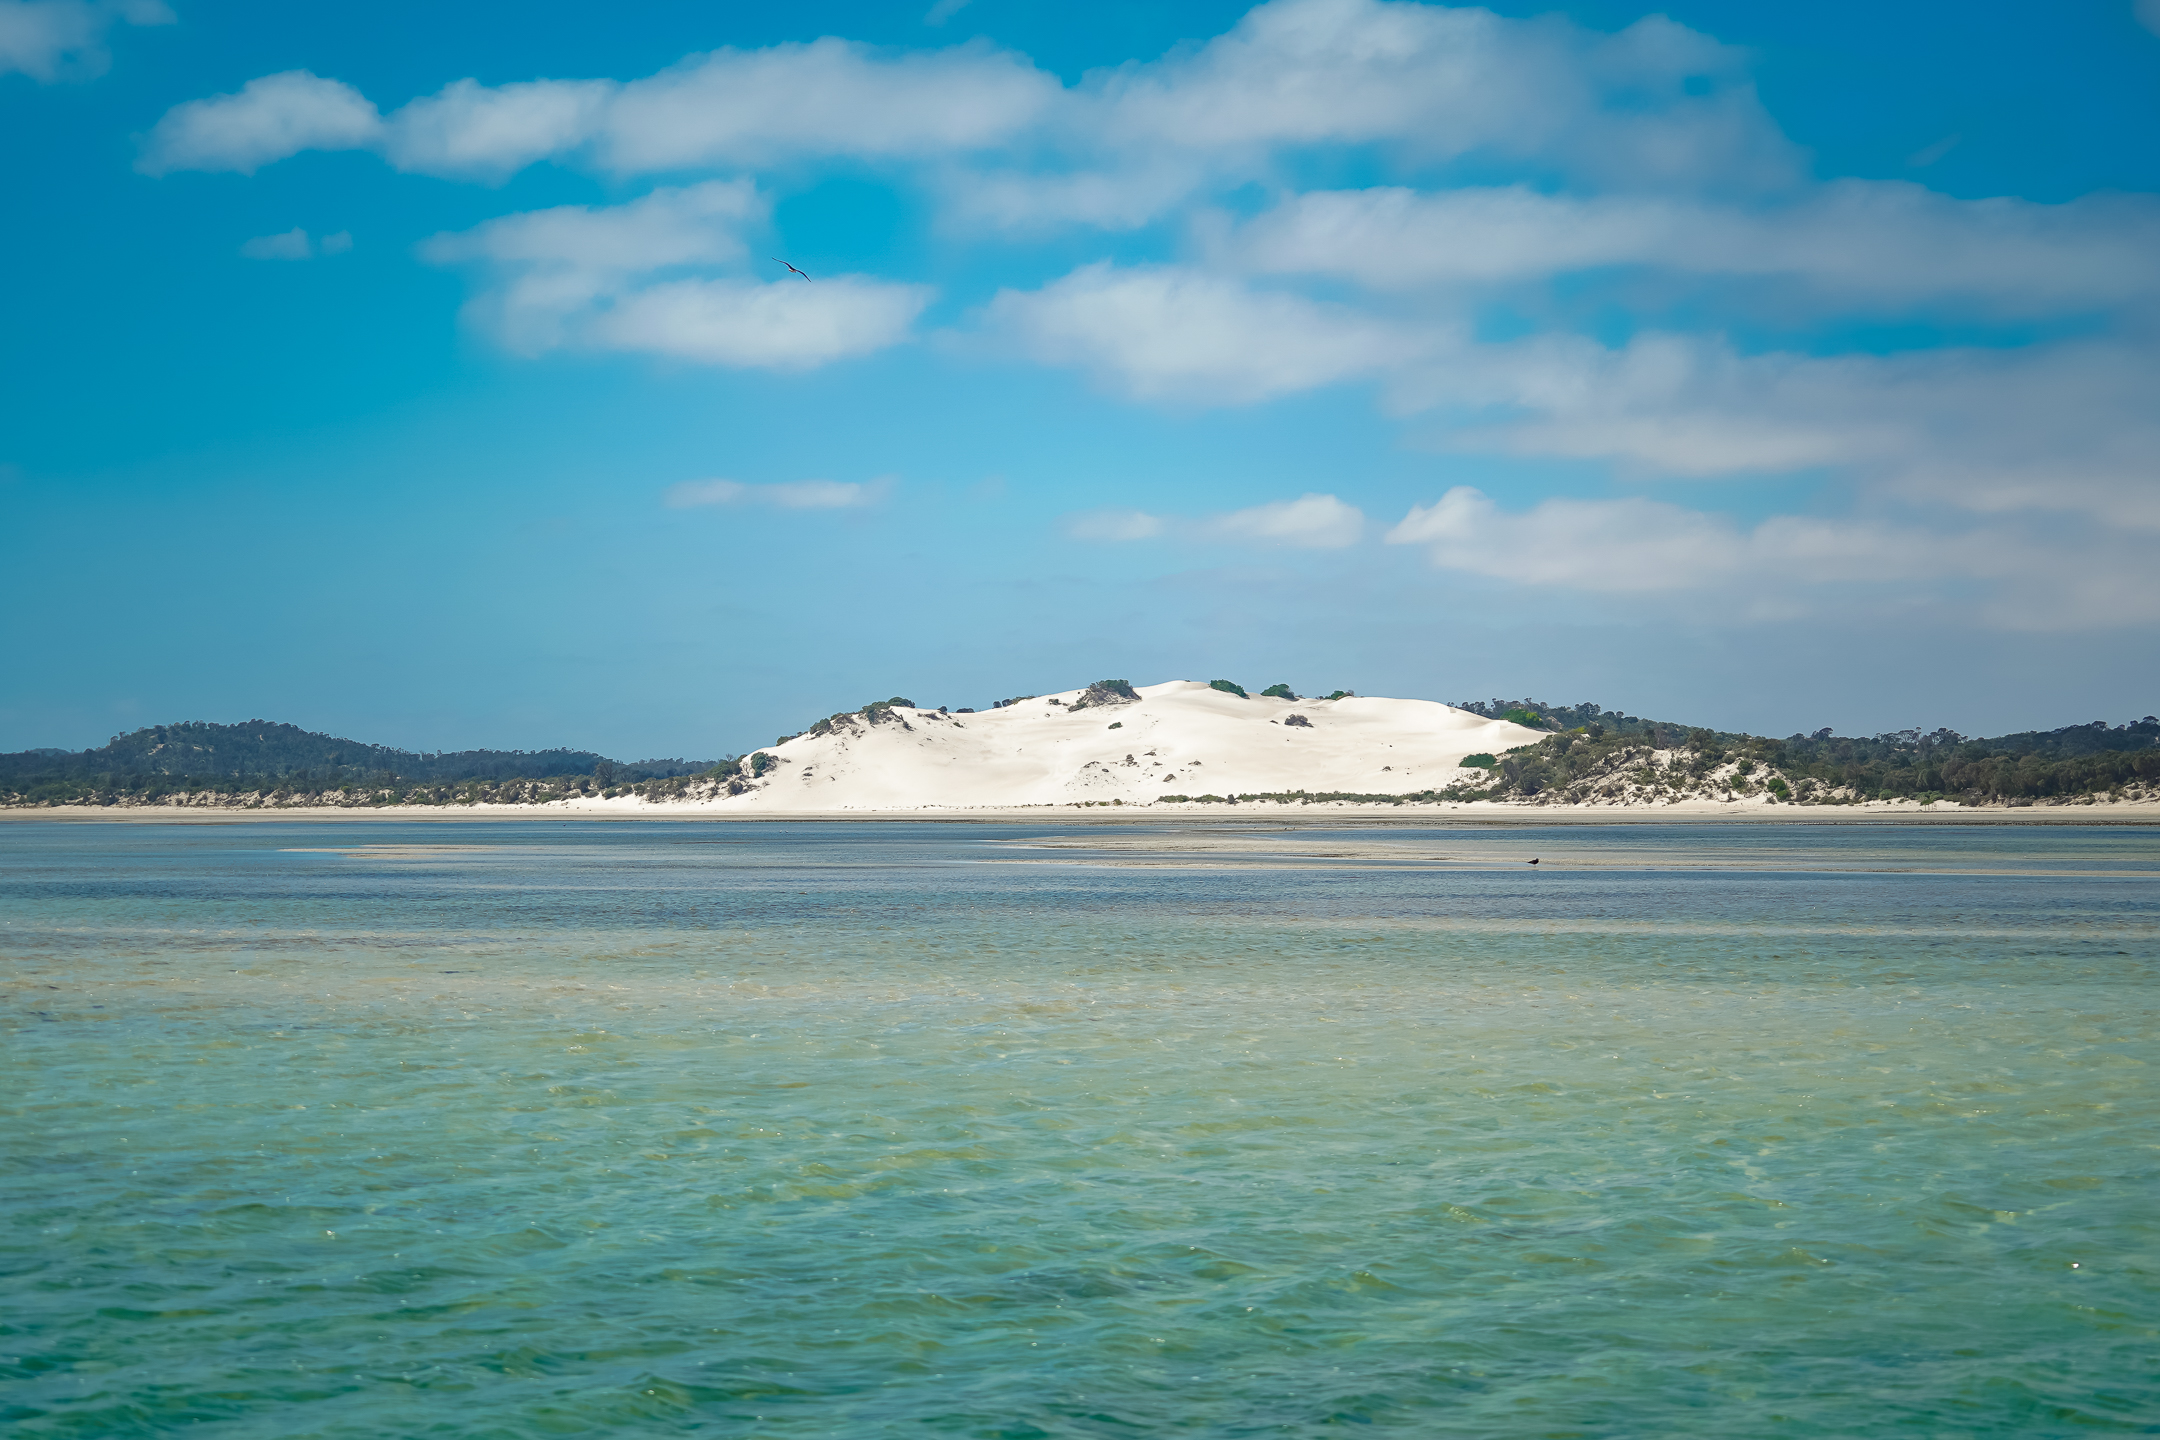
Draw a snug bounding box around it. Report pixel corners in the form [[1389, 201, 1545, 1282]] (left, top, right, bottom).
[[656, 681, 1548, 812]]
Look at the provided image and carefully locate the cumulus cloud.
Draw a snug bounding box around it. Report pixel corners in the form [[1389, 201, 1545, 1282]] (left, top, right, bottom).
[[385, 77, 610, 180], [136, 0, 1785, 196], [0, 0, 170, 83], [1392, 333, 2160, 532], [1390, 487, 1792, 592], [1065, 493, 1364, 547], [1203, 493, 1365, 547], [127, 0, 2160, 628], [139, 36, 1054, 178], [987, 263, 1426, 402], [595, 37, 1053, 173], [941, 163, 1206, 234], [1230, 182, 2160, 312], [421, 183, 751, 353], [1082, 1, 1791, 188], [592, 276, 931, 369], [139, 70, 383, 174], [1006, 278, 2158, 536], [941, 0, 1797, 232], [666, 477, 887, 509], [424, 183, 927, 367], [425, 180, 762, 276], [421, 181, 927, 368], [1384, 486, 2153, 629]]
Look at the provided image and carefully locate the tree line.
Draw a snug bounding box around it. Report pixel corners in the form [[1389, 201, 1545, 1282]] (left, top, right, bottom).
[[1446, 703, 2160, 805], [0, 720, 719, 807]]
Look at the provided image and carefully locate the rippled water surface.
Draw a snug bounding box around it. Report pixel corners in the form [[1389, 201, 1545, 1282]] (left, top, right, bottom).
[[4, 819, 2157, 1437]]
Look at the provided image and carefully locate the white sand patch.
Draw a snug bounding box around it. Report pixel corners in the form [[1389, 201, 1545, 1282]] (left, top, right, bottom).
[[578, 681, 1548, 812]]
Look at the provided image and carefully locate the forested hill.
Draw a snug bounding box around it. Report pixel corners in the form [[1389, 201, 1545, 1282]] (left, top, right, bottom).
[[1448, 701, 2160, 805], [0, 721, 715, 805]]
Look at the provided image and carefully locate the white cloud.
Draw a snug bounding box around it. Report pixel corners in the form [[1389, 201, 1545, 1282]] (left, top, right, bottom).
[[965, 0, 1795, 233], [1064, 493, 1363, 547], [596, 38, 1054, 172], [0, 0, 170, 83], [1086, 1, 1789, 186], [1230, 181, 2160, 312], [121, 0, 2160, 621], [1384, 486, 2153, 629], [426, 181, 932, 369], [667, 477, 887, 509], [1393, 333, 2160, 532], [421, 181, 766, 352], [592, 276, 931, 369], [385, 77, 611, 180], [986, 262, 1426, 402], [941, 163, 1205, 234], [239, 227, 313, 260], [135, 0, 1784, 196], [1006, 271, 2160, 545], [140, 37, 1056, 179], [139, 70, 382, 174], [1203, 493, 1365, 547], [425, 180, 762, 275], [1388, 486, 1755, 591], [1063, 508, 1167, 541]]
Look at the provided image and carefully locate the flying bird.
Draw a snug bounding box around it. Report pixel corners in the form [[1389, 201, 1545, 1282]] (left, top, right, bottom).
[[772, 257, 812, 282]]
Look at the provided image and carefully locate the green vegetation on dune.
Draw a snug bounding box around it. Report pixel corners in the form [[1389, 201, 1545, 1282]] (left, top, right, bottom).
[[1456, 698, 1707, 747], [1443, 712, 2160, 806], [1072, 679, 1140, 710]]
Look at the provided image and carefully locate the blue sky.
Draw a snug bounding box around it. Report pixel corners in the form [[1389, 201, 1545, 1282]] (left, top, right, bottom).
[[5, 0, 2158, 759]]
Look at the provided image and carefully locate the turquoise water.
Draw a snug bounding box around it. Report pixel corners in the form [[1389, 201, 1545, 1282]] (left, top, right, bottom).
[[3, 819, 2156, 1437]]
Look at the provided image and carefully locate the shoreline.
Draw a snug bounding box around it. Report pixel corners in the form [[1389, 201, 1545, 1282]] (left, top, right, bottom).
[[7, 799, 2159, 826]]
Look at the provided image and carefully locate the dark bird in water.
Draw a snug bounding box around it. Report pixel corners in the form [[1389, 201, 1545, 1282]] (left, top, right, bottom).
[[1527, 858, 1540, 865], [772, 257, 812, 281]]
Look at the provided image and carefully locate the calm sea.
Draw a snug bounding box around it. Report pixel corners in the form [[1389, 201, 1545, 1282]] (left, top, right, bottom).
[[3, 819, 2156, 1437]]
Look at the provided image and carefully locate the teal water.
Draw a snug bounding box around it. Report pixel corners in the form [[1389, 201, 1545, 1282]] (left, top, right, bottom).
[[3, 819, 2156, 1437]]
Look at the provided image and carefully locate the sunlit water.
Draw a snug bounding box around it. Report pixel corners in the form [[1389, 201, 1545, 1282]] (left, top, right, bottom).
[[3, 819, 2156, 1438]]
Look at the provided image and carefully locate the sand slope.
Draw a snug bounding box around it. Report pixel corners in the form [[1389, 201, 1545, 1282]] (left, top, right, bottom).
[[698, 681, 1546, 811]]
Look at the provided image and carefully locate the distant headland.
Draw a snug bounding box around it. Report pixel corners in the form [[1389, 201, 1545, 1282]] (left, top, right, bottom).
[[4, 682, 2155, 813]]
